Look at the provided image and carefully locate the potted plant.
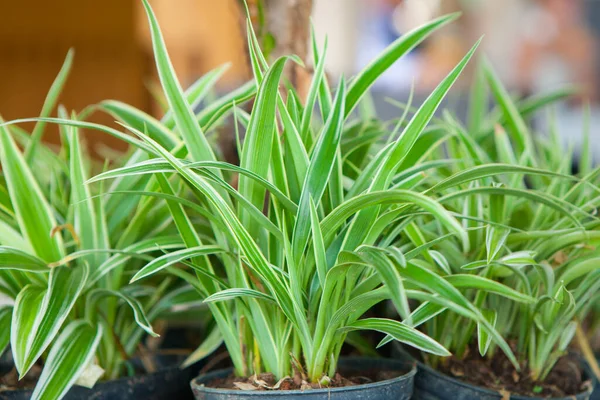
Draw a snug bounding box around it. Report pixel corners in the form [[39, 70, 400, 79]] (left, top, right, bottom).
[[77, 1, 538, 398], [0, 45, 240, 400], [385, 60, 600, 399]]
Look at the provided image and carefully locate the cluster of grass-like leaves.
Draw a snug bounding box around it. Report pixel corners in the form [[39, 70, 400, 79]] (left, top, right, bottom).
[[373, 61, 600, 381], [1, 1, 598, 399], [0, 25, 245, 400], [80, 1, 532, 384]]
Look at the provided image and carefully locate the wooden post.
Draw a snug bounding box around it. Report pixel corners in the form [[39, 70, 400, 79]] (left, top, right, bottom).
[[244, 0, 314, 100]]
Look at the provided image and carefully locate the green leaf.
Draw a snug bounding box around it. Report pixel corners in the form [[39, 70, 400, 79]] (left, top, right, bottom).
[[378, 300, 448, 348], [122, 122, 313, 358], [477, 309, 497, 356], [238, 56, 290, 233], [483, 58, 533, 155], [89, 236, 184, 285], [518, 87, 578, 119], [445, 274, 535, 303], [321, 190, 467, 248], [345, 13, 460, 117], [186, 161, 298, 212], [380, 39, 479, 175], [356, 246, 411, 321], [1, 117, 158, 156], [468, 62, 487, 134], [142, 0, 218, 164], [11, 264, 89, 377], [429, 164, 577, 193], [292, 78, 346, 260], [163, 63, 230, 129], [88, 159, 298, 214], [485, 225, 509, 263], [326, 287, 389, 333], [409, 302, 447, 328], [339, 318, 450, 356], [404, 261, 520, 368], [558, 321, 577, 352], [493, 125, 518, 166], [86, 289, 157, 336], [31, 321, 102, 400], [0, 271, 20, 298], [0, 122, 64, 262], [559, 255, 600, 286], [25, 48, 74, 164], [196, 81, 256, 131], [11, 285, 47, 375], [580, 103, 592, 176], [500, 251, 537, 267], [344, 39, 481, 252], [100, 100, 180, 149], [429, 250, 452, 275], [67, 121, 99, 264], [440, 186, 586, 228], [311, 26, 333, 118], [0, 246, 48, 272], [0, 220, 32, 252], [131, 245, 225, 283], [300, 36, 328, 143], [245, 19, 268, 82], [309, 198, 328, 289], [204, 288, 275, 304], [0, 307, 11, 357], [182, 325, 223, 368]]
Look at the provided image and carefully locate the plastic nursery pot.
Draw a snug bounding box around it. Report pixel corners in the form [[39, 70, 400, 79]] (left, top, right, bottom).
[[392, 343, 595, 400], [0, 354, 202, 400], [190, 357, 416, 400], [591, 355, 600, 400], [410, 359, 594, 400]]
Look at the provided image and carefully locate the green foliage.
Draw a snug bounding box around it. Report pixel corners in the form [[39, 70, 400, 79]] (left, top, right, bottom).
[[0, 49, 220, 399], [77, 0, 522, 384], [2, 1, 598, 396], [384, 60, 600, 381]]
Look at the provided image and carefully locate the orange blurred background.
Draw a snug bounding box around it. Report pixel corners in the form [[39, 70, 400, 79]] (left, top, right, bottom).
[[0, 0, 249, 151], [1, 0, 599, 156]]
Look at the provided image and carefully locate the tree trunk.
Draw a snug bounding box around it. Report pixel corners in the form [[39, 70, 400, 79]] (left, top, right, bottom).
[[244, 0, 313, 100], [265, 0, 312, 93]]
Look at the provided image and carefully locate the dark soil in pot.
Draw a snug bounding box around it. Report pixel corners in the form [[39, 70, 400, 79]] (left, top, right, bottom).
[[393, 343, 595, 400], [0, 354, 202, 400], [190, 357, 416, 399], [437, 347, 589, 397]]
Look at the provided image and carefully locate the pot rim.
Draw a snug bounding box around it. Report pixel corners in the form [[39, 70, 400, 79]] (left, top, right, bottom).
[[190, 357, 417, 396]]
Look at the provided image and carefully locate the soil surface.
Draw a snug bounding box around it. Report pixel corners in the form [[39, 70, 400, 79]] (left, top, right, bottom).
[[436, 346, 591, 397], [0, 364, 40, 391], [205, 368, 404, 391]]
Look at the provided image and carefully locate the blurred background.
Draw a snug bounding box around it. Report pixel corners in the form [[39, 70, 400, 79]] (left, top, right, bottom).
[[1, 0, 598, 156]]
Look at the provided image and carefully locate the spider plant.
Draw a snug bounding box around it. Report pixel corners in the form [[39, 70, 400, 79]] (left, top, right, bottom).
[[0, 49, 237, 399], [73, 1, 535, 386], [382, 59, 600, 384]]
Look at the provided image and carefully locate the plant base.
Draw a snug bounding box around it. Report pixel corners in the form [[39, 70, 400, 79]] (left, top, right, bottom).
[[190, 357, 415, 399]]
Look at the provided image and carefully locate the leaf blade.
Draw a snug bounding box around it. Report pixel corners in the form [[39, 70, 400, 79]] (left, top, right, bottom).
[[31, 321, 102, 400]]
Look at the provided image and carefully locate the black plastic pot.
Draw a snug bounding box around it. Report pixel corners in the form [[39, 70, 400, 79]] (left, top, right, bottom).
[[0, 354, 201, 400], [393, 344, 595, 400], [190, 357, 416, 400], [410, 359, 594, 400], [591, 356, 600, 400]]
